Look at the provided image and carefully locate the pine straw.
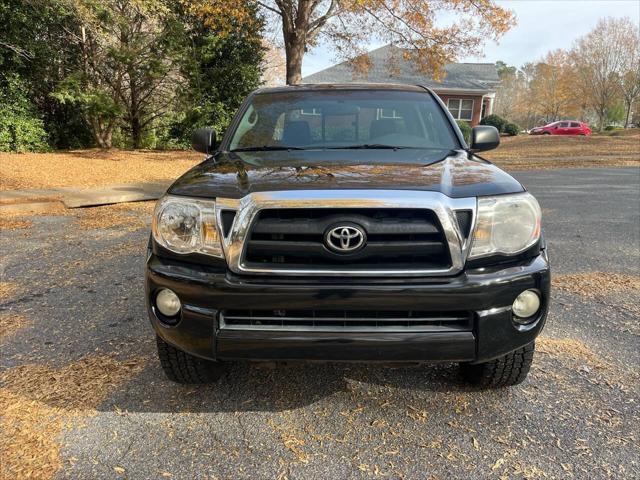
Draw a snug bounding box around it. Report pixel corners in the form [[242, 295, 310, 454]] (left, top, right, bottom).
[[0, 314, 31, 341], [553, 272, 640, 298], [0, 355, 147, 480], [0, 150, 201, 191], [0, 218, 33, 230], [73, 201, 155, 231], [0, 282, 19, 300], [537, 337, 610, 371]]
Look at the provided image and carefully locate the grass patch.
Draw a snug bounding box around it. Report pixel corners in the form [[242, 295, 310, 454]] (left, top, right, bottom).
[[484, 134, 640, 170]]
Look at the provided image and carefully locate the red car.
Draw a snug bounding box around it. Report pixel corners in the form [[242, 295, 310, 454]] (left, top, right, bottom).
[[530, 121, 592, 136]]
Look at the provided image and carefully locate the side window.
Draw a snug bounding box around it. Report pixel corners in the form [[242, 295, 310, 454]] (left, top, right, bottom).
[[570, 122, 580, 128], [559, 122, 569, 128]]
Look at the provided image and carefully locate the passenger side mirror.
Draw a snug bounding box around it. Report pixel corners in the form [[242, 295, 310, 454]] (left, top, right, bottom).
[[469, 126, 500, 152], [192, 128, 217, 154]]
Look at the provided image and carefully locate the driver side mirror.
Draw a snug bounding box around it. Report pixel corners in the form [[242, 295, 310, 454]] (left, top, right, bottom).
[[192, 128, 217, 154], [469, 126, 500, 152]]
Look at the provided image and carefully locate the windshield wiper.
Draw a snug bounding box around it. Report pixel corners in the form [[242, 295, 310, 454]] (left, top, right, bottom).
[[325, 144, 411, 150], [230, 145, 306, 152]]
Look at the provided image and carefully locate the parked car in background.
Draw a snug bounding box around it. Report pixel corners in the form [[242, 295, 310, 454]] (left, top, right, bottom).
[[529, 121, 592, 136]]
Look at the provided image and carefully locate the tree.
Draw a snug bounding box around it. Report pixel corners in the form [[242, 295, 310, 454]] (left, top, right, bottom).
[[166, 0, 265, 145], [0, 0, 92, 149], [529, 50, 577, 123], [0, 74, 49, 152], [496, 60, 517, 79], [52, 0, 187, 148], [617, 20, 640, 127], [571, 17, 636, 131], [191, 0, 515, 85]]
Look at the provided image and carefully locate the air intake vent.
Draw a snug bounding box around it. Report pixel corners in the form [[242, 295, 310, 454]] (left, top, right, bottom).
[[220, 309, 473, 332], [220, 210, 237, 237]]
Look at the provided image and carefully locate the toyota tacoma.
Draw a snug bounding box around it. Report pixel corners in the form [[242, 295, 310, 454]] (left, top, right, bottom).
[[146, 84, 550, 388]]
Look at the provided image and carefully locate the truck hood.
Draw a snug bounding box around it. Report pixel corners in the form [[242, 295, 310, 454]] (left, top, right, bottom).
[[168, 149, 524, 199]]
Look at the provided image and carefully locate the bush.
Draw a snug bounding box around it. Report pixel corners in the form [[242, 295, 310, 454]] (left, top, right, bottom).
[[456, 120, 472, 143], [0, 75, 49, 152], [480, 114, 507, 133], [503, 122, 520, 136]]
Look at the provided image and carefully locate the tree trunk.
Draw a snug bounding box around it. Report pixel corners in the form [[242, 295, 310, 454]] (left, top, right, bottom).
[[89, 117, 113, 148], [624, 101, 632, 128], [285, 35, 304, 85], [131, 116, 142, 149]]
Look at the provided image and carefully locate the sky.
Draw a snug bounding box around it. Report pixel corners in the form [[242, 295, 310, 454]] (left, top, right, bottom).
[[301, 0, 640, 77]]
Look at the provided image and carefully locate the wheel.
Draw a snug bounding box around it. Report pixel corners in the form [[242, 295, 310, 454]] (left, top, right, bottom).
[[460, 342, 535, 388], [156, 335, 225, 383], [542, 132, 551, 135]]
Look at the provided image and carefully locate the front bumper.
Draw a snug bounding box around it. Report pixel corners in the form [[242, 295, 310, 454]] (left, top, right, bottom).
[[145, 252, 550, 364]]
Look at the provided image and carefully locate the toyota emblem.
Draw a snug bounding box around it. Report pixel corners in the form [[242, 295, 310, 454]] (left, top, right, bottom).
[[324, 224, 366, 253]]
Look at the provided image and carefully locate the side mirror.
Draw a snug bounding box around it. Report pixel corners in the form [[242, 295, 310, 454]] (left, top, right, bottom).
[[191, 128, 217, 154], [469, 125, 500, 152]]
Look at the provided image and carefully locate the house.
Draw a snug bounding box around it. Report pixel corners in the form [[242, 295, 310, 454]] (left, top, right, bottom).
[[302, 45, 500, 126]]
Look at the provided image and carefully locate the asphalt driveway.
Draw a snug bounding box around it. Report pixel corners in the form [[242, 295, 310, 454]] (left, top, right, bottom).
[[1, 168, 638, 479]]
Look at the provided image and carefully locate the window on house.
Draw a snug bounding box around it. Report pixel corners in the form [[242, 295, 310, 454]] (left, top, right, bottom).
[[447, 99, 474, 121]]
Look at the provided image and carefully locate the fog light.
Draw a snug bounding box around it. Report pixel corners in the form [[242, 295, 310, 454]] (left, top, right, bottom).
[[512, 290, 541, 322], [156, 289, 181, 317]]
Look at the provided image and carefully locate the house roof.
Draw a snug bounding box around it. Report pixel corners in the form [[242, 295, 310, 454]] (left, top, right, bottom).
[[302, 45, 500, 94]]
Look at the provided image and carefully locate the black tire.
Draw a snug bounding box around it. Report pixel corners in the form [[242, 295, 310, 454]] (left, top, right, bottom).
[[156, 335, 225, 384], [460, 342, 535, 388], [542, 132, 551, 135]]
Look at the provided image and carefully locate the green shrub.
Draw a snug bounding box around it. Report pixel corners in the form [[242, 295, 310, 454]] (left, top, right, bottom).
[[503, 122, 520, 136], [604, 125, 620, 131], [456, 120, 472, 143], [480, 114, 507, 133], [0, 75, 49, 152]]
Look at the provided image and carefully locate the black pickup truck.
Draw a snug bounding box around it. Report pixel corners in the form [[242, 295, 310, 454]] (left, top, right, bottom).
[[146, 84, 550, 388]]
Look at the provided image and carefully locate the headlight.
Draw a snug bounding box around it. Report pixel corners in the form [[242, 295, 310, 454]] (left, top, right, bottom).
[[469, 193, 541, 259], [152, 196, 223, 257]]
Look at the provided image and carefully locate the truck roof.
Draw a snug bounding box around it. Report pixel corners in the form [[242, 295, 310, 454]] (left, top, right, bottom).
[[254, 83, 430, 94]]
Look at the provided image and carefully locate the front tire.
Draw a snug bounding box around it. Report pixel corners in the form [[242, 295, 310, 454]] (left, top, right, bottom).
[[156, 335, 225, 384], [460, 342, 535, 388]]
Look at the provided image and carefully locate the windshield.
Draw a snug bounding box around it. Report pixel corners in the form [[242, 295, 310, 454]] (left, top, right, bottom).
[[228, 89, 459, 151]]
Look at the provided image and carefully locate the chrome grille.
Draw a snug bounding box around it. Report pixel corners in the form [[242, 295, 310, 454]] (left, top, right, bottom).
[[244, 208, 451, 270], [215, 190, 476, 277]]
